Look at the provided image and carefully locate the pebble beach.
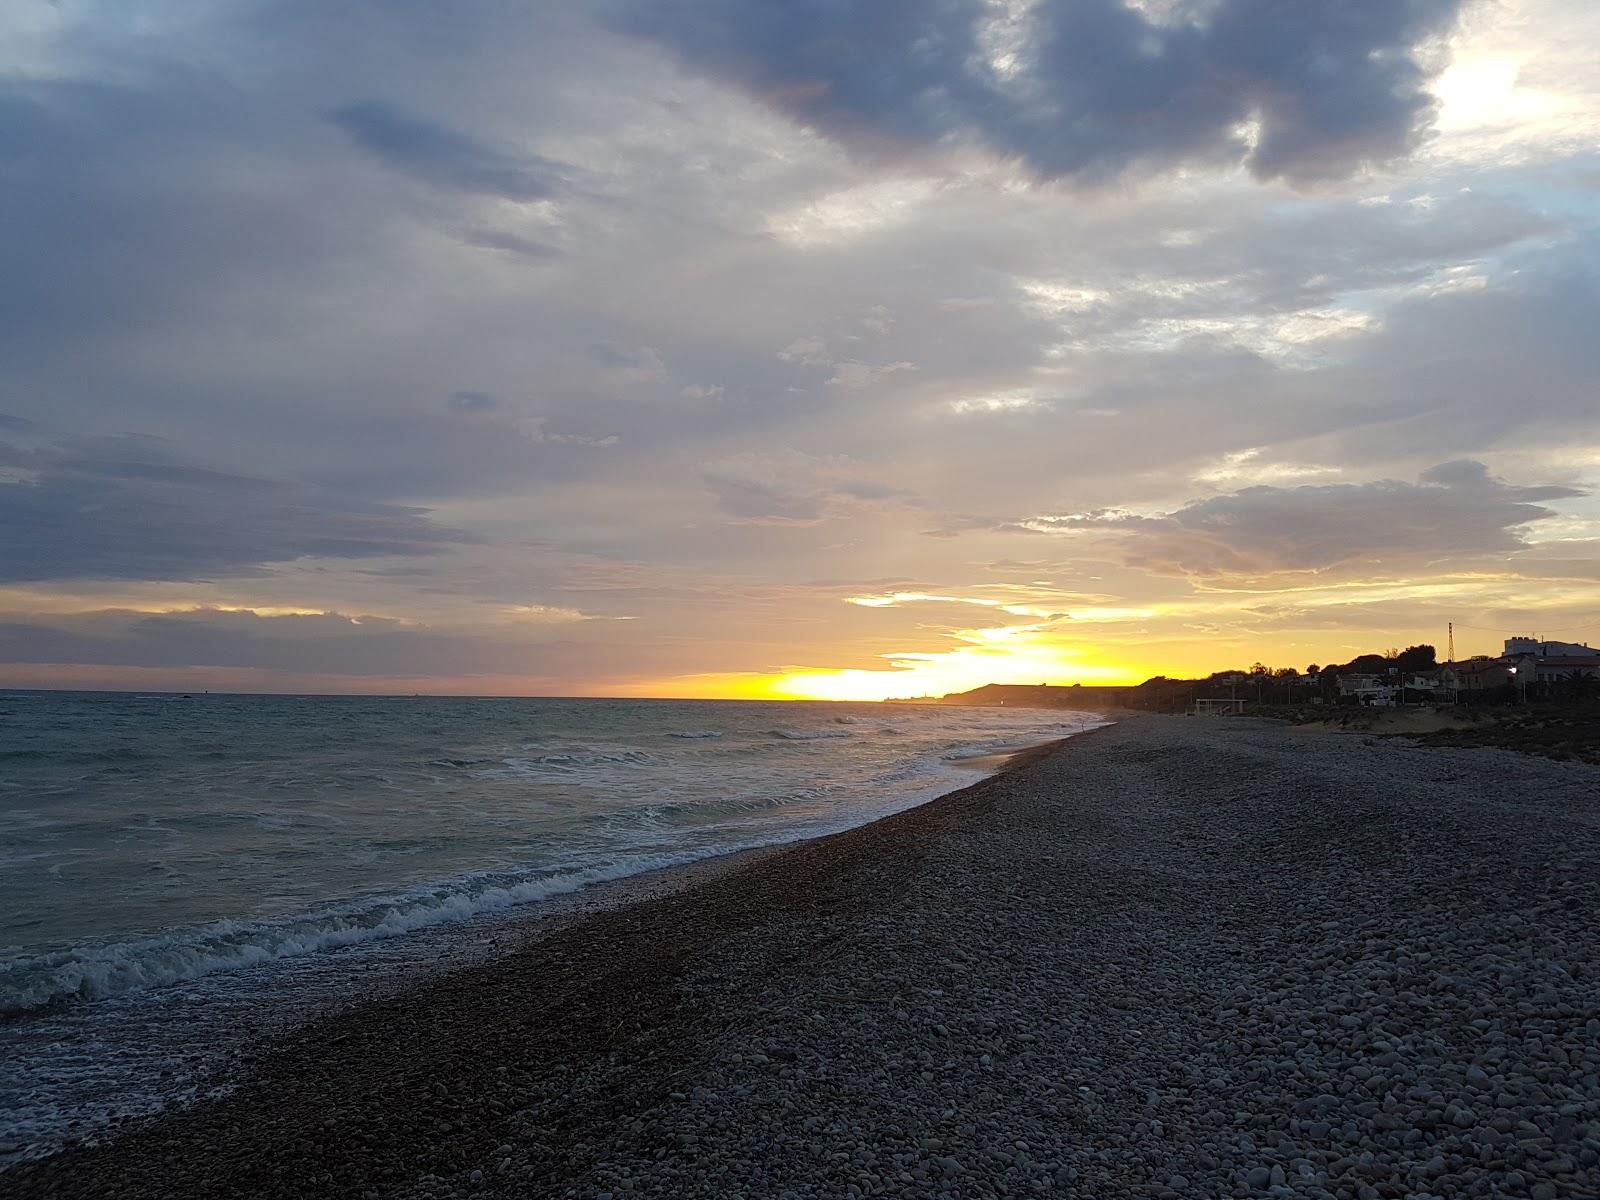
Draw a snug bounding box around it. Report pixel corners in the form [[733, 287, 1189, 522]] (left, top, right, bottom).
[[8, 714, 1600, 1199]]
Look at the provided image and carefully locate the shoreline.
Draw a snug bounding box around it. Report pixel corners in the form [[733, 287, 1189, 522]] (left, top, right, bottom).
[[0, 728, 1090, 1167], [9, 715, 1600, 1199], [514, 732, 1075, 940]]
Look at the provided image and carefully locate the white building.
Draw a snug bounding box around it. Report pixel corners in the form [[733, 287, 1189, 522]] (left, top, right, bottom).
[[1504, 637, 1600, 659], [1531, 656, 1600, 685], [1337, 674, 1396, 705]]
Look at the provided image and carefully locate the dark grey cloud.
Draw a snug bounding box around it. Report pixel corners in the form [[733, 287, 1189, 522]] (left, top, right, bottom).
[[1020, 0, 1463, 182], [326, 100, 567, 200], [620, 0, 1463, 183], [0, 435, 473, 583], [0, 606, 655, 687], [1024, 463, 1584, 577], [622, 0, 991, 144], [0, 610, 501, 677]]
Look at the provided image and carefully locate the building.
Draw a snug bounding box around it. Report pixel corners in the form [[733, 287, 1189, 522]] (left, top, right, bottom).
[[1337, 673, 1396, 705], [1504, 637, 1600, 659], [1438, 658, 1516, 693], [1530, 656, 1600, 685]]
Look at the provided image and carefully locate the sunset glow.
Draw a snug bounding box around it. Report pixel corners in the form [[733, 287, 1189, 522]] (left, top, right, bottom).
[[0, 0, 1596, 698]]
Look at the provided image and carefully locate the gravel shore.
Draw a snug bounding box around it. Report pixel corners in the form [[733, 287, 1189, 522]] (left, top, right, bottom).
[[9, 715, 1600, 1199]]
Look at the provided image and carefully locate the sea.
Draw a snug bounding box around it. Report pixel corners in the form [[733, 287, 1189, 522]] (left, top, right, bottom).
[[0, 690, 1105, 1159]]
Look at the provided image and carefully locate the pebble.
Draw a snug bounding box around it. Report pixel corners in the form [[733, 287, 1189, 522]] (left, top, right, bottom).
[[11, 718, 1599, 1200]]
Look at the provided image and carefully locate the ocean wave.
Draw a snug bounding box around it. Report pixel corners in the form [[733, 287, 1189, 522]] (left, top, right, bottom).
[[0, 855, 699, 1015], [938, 731, 1065, 761], [3, 745, 160, 767], [494, 747, 654, 776], [625, 783, 835, 826], [84, 747, 151, 763], [0, 700, 1113, 1018], [940, 739, 1016, 761]]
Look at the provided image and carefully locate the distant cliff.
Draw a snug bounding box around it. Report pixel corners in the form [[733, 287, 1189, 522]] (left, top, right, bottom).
[[930, 683, 1125, 710]]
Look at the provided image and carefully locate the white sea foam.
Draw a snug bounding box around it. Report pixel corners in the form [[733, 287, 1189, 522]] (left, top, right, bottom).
[[0, 854, 703, 1015]]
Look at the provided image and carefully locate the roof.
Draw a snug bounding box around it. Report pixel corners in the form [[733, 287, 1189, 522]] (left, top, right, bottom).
[[1442, 660, 1510, 676]]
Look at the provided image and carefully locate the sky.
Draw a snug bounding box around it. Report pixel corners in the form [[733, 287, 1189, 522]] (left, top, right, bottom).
[[1, 0, 1598, 700]]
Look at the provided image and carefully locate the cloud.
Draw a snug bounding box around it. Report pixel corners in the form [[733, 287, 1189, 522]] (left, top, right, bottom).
[[700, 451, 911, 524], [446, 390, 502, 412], [845, 590, 1068, 620], [0, 435, 473, 583], [589, 342, 666, 372], [0, 597, 689, 693], [620, 0, 1465, 183], [826, 360, 916, 390], [680, 384, 725, 401], [775, 332, 916, 390], [1022, 462, 1584, 577], [701, 456, 833, 523], [778, 336, 830, 365], [2, 1, 1596, 695], [458, 228, 562, 257], [0, 608, 517, 678], [326, 100, 566, 200], [515, 418, 620, 448]]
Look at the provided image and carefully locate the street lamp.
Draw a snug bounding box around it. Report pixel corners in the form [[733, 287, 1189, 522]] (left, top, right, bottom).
[[1509, 665, 1527, 705]]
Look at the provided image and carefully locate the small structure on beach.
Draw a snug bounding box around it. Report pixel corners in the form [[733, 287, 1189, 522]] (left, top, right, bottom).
[[1190, 698, 1246, 715]]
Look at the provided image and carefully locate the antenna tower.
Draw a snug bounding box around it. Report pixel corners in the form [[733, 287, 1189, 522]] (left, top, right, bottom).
[[1448, 621, 1455, 664]]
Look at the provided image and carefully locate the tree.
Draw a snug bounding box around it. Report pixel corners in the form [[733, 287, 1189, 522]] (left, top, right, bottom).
[[1396, 644, 1438, 672], [1562, 670, 1599, 705], [1306, 664, 1321, 676]]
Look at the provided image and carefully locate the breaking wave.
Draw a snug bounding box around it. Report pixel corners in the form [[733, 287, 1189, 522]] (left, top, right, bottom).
[[0, 854, 703, 1016]]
